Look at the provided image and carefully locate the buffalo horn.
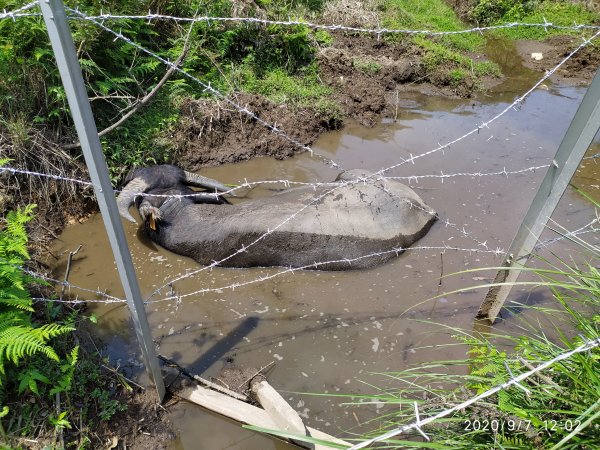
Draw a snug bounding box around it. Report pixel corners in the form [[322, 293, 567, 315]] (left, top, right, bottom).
[[184, 171, 230, 193], [116, 177, 149, 223]]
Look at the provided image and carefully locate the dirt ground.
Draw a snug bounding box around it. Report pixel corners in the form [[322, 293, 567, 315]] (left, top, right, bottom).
[[171, 33, 598, 173], [516, 35, 600, 85]]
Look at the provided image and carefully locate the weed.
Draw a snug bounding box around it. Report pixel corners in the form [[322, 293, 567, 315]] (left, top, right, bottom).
[[449, 68, 468, 86], [352, 57, 382, 75]]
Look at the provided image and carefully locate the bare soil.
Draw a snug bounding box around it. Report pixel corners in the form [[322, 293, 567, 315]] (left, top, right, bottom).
[[516, 35, 600, 85], [171, 34, 487, 171], [172, 94, 327, 171]]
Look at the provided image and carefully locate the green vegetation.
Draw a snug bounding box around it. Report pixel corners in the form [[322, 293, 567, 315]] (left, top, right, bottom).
[[0, 0, 511, 182], [0, 204, 131, 447], [0, 204, 75, 438], [376, 0, 501, 89], [0, 0, 340, 180], [352, 58, 382, 75], [379, 0, 486, 50], [469, 0, 600, 39], [0, 205, 74, 389]]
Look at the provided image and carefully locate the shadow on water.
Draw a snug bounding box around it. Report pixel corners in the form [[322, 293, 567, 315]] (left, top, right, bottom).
[[186, 316, 261, 374]]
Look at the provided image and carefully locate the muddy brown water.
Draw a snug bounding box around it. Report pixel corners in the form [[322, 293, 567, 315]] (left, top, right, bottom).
[[50, 42, 599, 448]]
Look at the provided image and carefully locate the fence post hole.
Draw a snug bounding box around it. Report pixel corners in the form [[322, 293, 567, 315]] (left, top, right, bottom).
[[478, 66, 600, 324], [38, 0, 166, 401]]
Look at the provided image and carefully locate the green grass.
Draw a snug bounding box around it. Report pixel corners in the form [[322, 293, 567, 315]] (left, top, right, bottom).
[[471, 0, 600, 40], [240, 65, 332, 105], [375, 0, 501, 89], [379, 0, 486, 51], [232, 62, 342, 126], [352, 57, 382, 75]]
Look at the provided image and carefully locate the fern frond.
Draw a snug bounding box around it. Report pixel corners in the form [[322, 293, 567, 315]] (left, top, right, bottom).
[[0, 311, 29, 333], [33, 323, 75, 341], [0, 322, 74, 375], [0, 325, 59, 365], [0, 289, 34, 311]]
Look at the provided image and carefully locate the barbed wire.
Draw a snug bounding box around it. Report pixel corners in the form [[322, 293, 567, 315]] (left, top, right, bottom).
[[66, 7, 341, 170], [350, 336, 600, 449], [145, 215, 597, 305], [4, 6, 598, 199], [535, 217, 599, 250], [0, 1, 37, 20], [372, 30, 600, 179], [4, 2, 600, 39], [0, 255, 127, 304], [24, 269, 125, 304], [148, 244, 507, 304], [5, 157, 590, 200], [15, 215, 597, 307], [374, 31, 600, 181], [0, 166, 94, 187], [2, 3, 598, 305], [67, 11, 600, 36], [145, 183, 423, 299]]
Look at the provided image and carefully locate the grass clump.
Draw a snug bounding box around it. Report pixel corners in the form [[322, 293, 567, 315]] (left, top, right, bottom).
[[352, 57, 382, 75]]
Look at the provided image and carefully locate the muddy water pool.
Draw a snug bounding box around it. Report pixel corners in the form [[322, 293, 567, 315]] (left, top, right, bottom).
[[50, 61, 599, 446]]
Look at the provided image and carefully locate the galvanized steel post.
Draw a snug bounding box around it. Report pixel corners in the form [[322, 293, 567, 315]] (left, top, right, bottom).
[[38, 0, 166, 401], [478, 67, 600, 324]]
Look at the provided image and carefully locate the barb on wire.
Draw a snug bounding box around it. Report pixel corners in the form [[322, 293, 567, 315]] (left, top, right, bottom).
[[0, 1, 37, 20], [67, 7, 340, 170], [65, 11, 600, 36], [349, 337, 600, 450], [372, 29, 600, 178], [535, 217, 599, 250]]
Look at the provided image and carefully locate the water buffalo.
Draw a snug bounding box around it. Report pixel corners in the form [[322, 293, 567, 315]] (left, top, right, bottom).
[[117, 165, 437, 270]]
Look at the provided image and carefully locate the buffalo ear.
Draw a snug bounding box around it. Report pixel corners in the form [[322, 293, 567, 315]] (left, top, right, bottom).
[[116, 177, 149, 223]]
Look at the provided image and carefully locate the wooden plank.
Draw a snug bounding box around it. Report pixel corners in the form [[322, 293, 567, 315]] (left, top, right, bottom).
[[178, 385, 351, 449], [252, 380, 306, 435]]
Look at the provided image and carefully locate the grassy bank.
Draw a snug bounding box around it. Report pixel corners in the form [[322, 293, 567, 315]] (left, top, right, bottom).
[[0, 0, 505, 183]]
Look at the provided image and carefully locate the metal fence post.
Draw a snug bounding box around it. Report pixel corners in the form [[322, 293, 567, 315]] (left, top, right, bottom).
[[38, 0, 166, 401], [478, 66, 600, 324]]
